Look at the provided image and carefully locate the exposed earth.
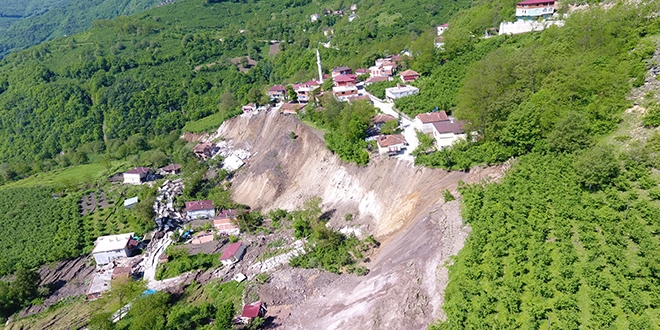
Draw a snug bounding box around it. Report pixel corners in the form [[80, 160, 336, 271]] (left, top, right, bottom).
[[207, 110, 506, 329]]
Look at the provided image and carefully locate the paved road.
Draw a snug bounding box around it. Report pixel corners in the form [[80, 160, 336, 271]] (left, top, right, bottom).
[[369, 95, 419, 162]]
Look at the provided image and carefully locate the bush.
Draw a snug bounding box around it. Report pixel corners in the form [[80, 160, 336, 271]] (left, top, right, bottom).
[[443, 190, 455, 202]]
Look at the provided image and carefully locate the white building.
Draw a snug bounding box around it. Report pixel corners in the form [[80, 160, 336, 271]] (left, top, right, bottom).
[[385, 85, 419, 101], [414, 111, 449, 134], [311, 14, 320, 22], [186, 200, 216, 220], [123, 167, 151, 185], [431, 120, 467, 148], [92, 233, 135, 265]]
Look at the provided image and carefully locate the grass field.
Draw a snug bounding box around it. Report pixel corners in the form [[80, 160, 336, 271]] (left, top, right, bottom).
[[4, 160, 128, 189]]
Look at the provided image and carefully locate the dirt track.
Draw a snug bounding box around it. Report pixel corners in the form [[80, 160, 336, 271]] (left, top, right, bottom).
[[210, 111, 505, 329]]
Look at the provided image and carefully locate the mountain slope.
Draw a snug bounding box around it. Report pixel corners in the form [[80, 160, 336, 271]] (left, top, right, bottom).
[[0, 0, 161, 59]]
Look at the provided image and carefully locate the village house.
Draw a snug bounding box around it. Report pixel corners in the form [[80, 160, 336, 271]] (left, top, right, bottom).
[[348, 13, 358, 22], [372, 114, 398, 129], [365, 75, 390, 85], [220, 242, 247, 266], [186, 200, 216, 220], [347, 94, 372, 104], [355, 68, 368, 76], [293, 81, 319, 103], [385, 84, 419, 101], [311, 13, 320, 22], [280, 102, 305, 115], [92, 233, 137, 265], [193, 142, 215, 159], [213, 209, 240, 235], [431, 119, 467, 148], [516, 0, 555, 20], [332, 74, 358, 101], [242, 103, 257, 113], [124, 196, 138, 209], [123, 167, 151, 185], [267, 85, 286, 101], [350, 4, 357, 11], [159, 163, 182, 175], [376, 134, 408, 155], [369, 57, 397, 78], [400, 69, 420, 83], [437, 23, 449, 36], [240, 301, 267, 324], [415, 111, 449, 133], [331, 66, 352, 78]]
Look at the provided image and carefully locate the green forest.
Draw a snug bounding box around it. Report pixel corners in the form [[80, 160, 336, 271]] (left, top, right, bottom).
[[0, 0, 161, 58]]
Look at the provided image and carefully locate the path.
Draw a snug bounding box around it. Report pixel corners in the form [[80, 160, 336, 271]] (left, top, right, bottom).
[[368, 94, 419, 162]]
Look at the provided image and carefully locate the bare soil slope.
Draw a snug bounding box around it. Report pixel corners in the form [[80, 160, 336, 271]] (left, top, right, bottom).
[[211, 111, 505, 329], [217, 111, 501, 238]]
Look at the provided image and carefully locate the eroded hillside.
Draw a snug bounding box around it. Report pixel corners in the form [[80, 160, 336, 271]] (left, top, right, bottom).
[[203, 110, 506, 328]]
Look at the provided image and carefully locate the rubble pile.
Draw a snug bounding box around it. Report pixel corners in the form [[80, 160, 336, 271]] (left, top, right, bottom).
[[213, 140, 252, 171], [153, 179, 185, 231]]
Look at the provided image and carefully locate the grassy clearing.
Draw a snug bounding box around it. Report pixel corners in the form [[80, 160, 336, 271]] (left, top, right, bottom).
[[4, 159, 128, 189], [5, 296, 91, 330]]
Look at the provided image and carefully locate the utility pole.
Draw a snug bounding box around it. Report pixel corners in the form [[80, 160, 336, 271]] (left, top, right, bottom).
[[316, 49, 323, 83]]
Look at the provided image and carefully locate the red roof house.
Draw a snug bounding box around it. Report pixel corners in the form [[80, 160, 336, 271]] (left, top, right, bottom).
[[400, 69, 420, 83], [159, 163, 182, 175], [240, 301, 267, 324], [220, 242, 247, 266], [213, 209, 240, 235], [376, 134, 408, 155], [415, 111, 450, 134], [267, 85, 287, 100], [280, 102, 305, 115], [372, 114, 398, 127]]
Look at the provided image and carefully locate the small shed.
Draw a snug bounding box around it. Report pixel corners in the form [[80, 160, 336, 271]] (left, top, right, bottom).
[[160, 164, 182, 175], [220, 242, 246, 266], [124, 196, 139, 209]]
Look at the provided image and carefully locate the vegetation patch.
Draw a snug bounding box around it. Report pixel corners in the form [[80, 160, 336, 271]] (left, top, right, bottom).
[[155, 246, 221, 280]]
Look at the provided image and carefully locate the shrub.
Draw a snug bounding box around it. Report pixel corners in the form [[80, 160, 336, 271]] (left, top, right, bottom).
[[443, 190, 455, 202]]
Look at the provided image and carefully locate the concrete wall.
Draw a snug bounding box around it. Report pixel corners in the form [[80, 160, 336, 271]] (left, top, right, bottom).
[[93, 248, 128, 265], [433, 132, 466, 149], [123, 173, 143, 185], [499, 20, 564, 35]]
